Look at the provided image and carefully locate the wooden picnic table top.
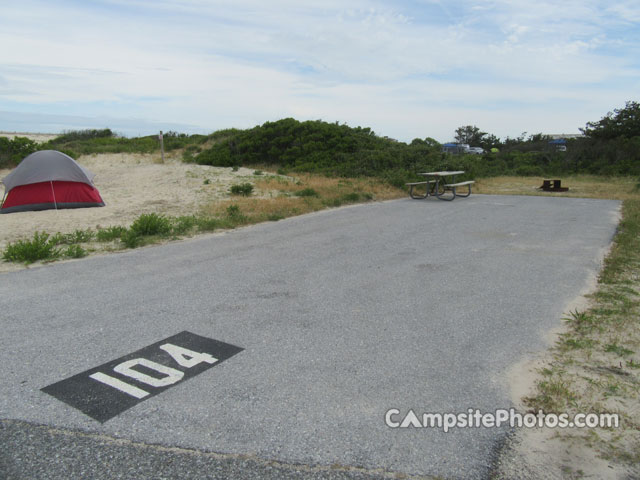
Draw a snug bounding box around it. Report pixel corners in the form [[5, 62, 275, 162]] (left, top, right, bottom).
[[418, 171, 465, 177]]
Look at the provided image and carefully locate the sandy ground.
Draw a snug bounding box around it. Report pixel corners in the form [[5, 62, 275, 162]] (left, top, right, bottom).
[[493, 232, 638, 480], [0, 152, 270, 272]]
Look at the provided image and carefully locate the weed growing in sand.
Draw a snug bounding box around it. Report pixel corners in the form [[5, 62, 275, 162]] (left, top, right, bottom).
[[2, 232, 61, 264], [51, 229, 94, 245], [64, 244, 87, 259], [120, 229, 141, 249], [524, 198, 640, 467], [226, 204, 241, 218], [604, 343, 634, 357], [230, 183, 254, 196], [130, 213, 172, 236], [295, 188, 319, 197], [172, 216, 198, 235], [194, 217, 220, 232], [96, 226, 127, 242]]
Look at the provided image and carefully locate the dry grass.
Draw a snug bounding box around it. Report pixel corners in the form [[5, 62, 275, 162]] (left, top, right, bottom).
[[252, 172, 402, 200], [475, 175, 639, 201], [201, 172, 404, 221]]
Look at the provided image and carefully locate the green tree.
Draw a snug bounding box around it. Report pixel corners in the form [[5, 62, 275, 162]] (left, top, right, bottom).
[[581, 101, 640, 139], [454, 125, 487, 145]]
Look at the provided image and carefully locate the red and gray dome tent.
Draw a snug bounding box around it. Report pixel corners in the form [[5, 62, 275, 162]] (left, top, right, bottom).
[[1, 150, 105, 214]]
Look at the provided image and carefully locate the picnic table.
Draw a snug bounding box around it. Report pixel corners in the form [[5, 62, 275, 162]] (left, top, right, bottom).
[[406, 171, 475, 201]]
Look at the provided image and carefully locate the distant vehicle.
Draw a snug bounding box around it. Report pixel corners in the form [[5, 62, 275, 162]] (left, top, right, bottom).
[[442, 143, 484, 155], [549, 138, 567, 152]]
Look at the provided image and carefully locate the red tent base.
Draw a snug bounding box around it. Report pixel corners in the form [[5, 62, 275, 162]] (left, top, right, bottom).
[[1, 181, 105, 214]]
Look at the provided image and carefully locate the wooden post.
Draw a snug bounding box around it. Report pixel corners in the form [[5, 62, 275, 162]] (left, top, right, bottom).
[[159, 131, 165, 163]]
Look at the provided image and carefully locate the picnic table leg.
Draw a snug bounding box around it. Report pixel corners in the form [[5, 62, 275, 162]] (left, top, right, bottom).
[[433, 179, 444, 197], [455, 183, 472, 198], [437, 186, 456, 200], [409, 184, 428, 199], [434, 177, 454, 200]]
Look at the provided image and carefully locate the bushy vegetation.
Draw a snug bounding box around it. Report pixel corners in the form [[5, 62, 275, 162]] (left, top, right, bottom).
[[189, 103, 639, 181], [2, 101, 637, 183], [130, 213, 172, 236], [2, 232, 61, 264], [230, 183, 254, 196], [96, 226, 128, 242], [3, 229, 94, 263], [0, 136, 38, 169], [40, 129, 209, 158]]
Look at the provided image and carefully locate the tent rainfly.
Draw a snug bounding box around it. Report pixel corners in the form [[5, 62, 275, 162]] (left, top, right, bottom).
[[1, 150, 105, 214]]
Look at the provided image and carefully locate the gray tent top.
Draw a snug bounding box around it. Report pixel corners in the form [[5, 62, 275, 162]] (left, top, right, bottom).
[[1, 150, 96, 193]]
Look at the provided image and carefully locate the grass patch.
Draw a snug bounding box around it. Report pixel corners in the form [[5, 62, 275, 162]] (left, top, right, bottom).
[[120, 229, 141, 249], [194, 217, 221, 232], [604, 343, 634, 357], [524, 377, 577, 414], [2, 232, 60, 264], [64, 244, 87, 259], [474, 175, 640, 201], [96, 226, 128, 242], [172, 215, 198, 235], [50, 229, 94, 245], [295, 188, 319, 197], [130, 213, 172, 236], [230, 183, 254, 196]]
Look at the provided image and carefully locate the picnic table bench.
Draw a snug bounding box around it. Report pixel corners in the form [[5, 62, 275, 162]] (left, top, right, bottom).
[[406, 171, 475, 200]]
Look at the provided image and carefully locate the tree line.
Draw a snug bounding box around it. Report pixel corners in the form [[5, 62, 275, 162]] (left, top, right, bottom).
[[1, 101, 638, 184]]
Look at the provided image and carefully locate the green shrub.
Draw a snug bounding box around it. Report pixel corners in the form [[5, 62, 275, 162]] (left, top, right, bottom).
[[2, 232, 60, 264], [323, 198, 343, 208], [96, 226, 127, 242], [120, 229, 141, 248], [253, 170, 263, 175], [64, 244, 87, 258], [52, 229, 94, 245], [295, 188, 319, 197], [0, 136, 38, 168], [172, 216, 197, 235], [130, 213, 172, 236], [341, 192, 361, 202], [226, 204, 241, 217], [230, 183, 254, 196], [195, 217, 220, 232]]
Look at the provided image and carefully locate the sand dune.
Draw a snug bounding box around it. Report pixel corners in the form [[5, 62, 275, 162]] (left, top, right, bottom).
[[0, 152, 265, 272]]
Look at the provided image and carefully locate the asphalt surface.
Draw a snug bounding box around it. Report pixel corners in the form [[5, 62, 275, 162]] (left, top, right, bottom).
[[0, 195, 620, 479]]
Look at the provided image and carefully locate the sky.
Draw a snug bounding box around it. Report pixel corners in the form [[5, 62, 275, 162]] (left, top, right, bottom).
[[0, 0, 638, 143]]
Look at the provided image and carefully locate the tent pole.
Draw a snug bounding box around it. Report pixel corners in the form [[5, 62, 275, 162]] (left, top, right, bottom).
[[50, 181, 58, 211]]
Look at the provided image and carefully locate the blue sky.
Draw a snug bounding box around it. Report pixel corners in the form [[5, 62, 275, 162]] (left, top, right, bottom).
[[1, 0, 638, 142]]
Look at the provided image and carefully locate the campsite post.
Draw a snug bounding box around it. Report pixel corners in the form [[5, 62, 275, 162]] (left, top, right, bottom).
[[159, 131, 165, 163]]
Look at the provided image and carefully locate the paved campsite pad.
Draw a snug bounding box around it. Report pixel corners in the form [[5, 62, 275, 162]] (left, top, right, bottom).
[[0, 195, 620, 479]]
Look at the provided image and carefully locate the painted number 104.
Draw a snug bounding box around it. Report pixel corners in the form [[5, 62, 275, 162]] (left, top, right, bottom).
[[89, 343, 217, 399]]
